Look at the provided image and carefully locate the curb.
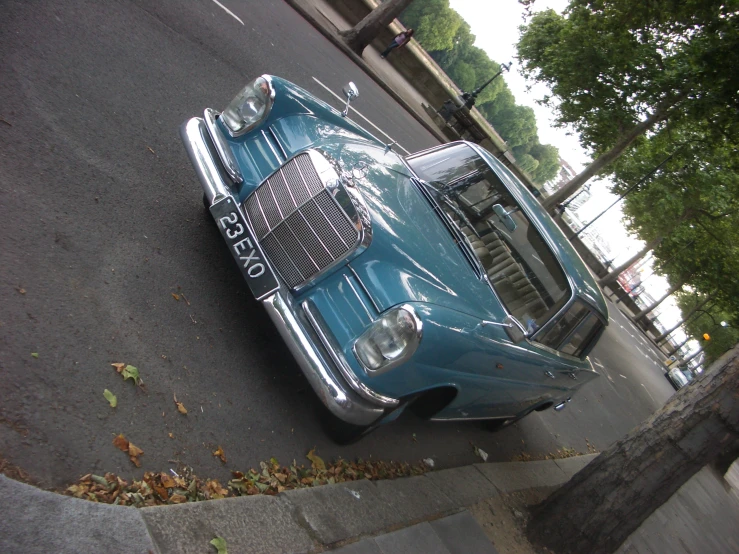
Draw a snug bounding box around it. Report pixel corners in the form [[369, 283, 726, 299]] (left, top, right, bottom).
[[283, 0, 449, 145], [0, 454, 598, 553]]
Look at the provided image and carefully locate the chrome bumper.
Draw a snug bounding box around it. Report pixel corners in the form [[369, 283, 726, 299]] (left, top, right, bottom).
[[180, 114, 392, 426]]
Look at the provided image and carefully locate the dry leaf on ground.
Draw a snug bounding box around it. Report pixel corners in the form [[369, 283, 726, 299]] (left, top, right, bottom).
[[213, 446, 227, 464], [173, 393, 188, 414], [112, 434, 144, 467], [306, 448, 325, 470]]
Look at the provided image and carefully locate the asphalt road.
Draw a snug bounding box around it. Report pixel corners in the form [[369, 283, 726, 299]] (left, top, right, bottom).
[[0, 0, 677, 488]]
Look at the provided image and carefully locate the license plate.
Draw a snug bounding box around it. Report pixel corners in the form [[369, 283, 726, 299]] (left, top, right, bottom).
[[209, 197, 279, 300]]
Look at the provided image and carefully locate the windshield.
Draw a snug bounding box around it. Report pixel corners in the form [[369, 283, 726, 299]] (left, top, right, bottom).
[[407, 143, 570, 332]]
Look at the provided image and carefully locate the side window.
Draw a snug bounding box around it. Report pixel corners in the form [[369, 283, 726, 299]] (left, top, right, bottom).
[[537, 302, 588, 350], [560, 314, 602, 357], [536, 301, 602, 357]]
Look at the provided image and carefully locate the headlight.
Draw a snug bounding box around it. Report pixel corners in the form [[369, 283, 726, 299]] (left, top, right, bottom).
[[354, 305, 422, 374], [221, 76, 273, 136]]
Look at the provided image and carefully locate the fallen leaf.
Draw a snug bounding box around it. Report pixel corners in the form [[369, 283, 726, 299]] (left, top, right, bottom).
[[160, 473, 175, 488], [147, 146, 156, 155], [423, 458, 435, 468], [176, 402, 187, 414], [210, 536, 228, 554], [111, 363, 125, 371], [17, 288, 26, 295], [168, 432, 174, 439], [31, 353, 39, 359], [170, 493, 187, 503], [306, 449, 325, 470], [113, 434, 129, 452], [128, 442, 144, 467], [213, 446, 227, 463], [103, 389, 117, 408], [122, 365, 139, 384], [171, 293, 180, 301]]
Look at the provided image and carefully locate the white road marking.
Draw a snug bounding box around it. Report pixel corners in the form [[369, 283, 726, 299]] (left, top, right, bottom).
[[641, 383, 656, 404], [592, 359, 605, 368], [619, 374, 628, 379], [312, 77, 410, 154], [211, 0, 244, 25]]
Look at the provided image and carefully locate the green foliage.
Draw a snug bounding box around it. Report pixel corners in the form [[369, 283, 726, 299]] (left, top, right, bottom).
[[517, 1, 739, 154], [613, 118, 739, 322], [675, 294, 739, 363], [402, 0, 560, 184]]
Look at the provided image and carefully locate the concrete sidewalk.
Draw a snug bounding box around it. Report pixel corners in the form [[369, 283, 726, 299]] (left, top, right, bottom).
[[0, 455, 594, 554], [3, 453, 738, 553]]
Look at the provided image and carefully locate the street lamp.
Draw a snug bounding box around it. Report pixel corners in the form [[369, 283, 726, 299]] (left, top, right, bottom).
[[460, 62, 512, 109]]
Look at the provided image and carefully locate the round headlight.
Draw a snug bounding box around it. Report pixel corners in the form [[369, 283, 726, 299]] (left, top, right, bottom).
[[221, 76, 273, 135], [354, 305, 422, 374]]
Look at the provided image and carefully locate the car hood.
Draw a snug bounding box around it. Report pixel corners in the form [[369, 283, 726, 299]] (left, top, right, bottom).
[[316, 140, 507, 322]]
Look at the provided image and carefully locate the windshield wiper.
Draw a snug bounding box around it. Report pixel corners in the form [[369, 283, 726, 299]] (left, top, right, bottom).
[[411, 178, 486, 280]]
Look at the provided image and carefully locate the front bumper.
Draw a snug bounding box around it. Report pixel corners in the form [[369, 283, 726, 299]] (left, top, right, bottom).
[[180, 114, 397, 426]]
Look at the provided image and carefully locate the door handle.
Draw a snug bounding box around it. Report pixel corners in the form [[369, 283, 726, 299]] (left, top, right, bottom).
[[544, 370, 556, 379]]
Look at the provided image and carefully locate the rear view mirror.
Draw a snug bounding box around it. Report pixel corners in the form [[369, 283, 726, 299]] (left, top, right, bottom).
[[493, 204, 517, 233], [341, 82, 359, 117]]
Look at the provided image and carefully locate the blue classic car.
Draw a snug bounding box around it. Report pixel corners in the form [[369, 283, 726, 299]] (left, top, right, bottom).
[[181, 75, 607, 443]]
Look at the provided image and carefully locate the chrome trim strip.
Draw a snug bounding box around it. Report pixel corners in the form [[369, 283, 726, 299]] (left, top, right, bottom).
[[343, 274, 374, 322], [267, 126, 288, 160], [347, 265, 381, 314], [262, 293, 385, 426], [261, 129, 283, 164], [180, 117, 232, 205], [302, 300, 399, 408], [429, 415, 516, 422], [203, 108, 243, 184]]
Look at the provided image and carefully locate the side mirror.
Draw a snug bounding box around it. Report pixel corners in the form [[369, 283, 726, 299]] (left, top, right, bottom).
[[341, 82, 359, 117], [503, 316, 527, 343], [492, 204, 517, 233]]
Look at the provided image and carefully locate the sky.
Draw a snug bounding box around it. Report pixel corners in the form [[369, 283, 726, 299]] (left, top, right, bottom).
[[447, 0, 687, 347]]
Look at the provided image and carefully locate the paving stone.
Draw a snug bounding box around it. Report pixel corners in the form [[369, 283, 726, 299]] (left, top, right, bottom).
[[475, 460, 569, 493], [430, 511, 499, 554], [374, 522, 451, 554], [286, 479, 396, 545], [373, 475, 456, 521], [141, 494, 312, 554], [553, 453, 598, 479], [0, 475, 156, 554], [329, 538, 384, 554], [425, 466, 499, 506]]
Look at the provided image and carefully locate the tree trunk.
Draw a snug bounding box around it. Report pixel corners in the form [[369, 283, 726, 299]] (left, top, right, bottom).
[[633, 281, 684, 321], [597, 237, 662, 287], [542, 97, 682, 212], [340, 0, 415, 56], [527, 346, 739, 554], [655, 296, 712, 343]]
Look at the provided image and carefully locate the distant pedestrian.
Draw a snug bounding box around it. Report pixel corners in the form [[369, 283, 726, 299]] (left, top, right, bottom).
[[380, 29, 414, 59]]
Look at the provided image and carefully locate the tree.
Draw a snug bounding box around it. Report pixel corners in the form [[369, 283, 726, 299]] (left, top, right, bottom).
[[517, 1, 739, 210], [527, 345, 739, 554], [401, 0, 462, 52], [340, 0, 416, 56]]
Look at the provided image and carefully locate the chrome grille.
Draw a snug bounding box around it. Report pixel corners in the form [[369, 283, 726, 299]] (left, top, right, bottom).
[[243, 152, 359, 288]]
